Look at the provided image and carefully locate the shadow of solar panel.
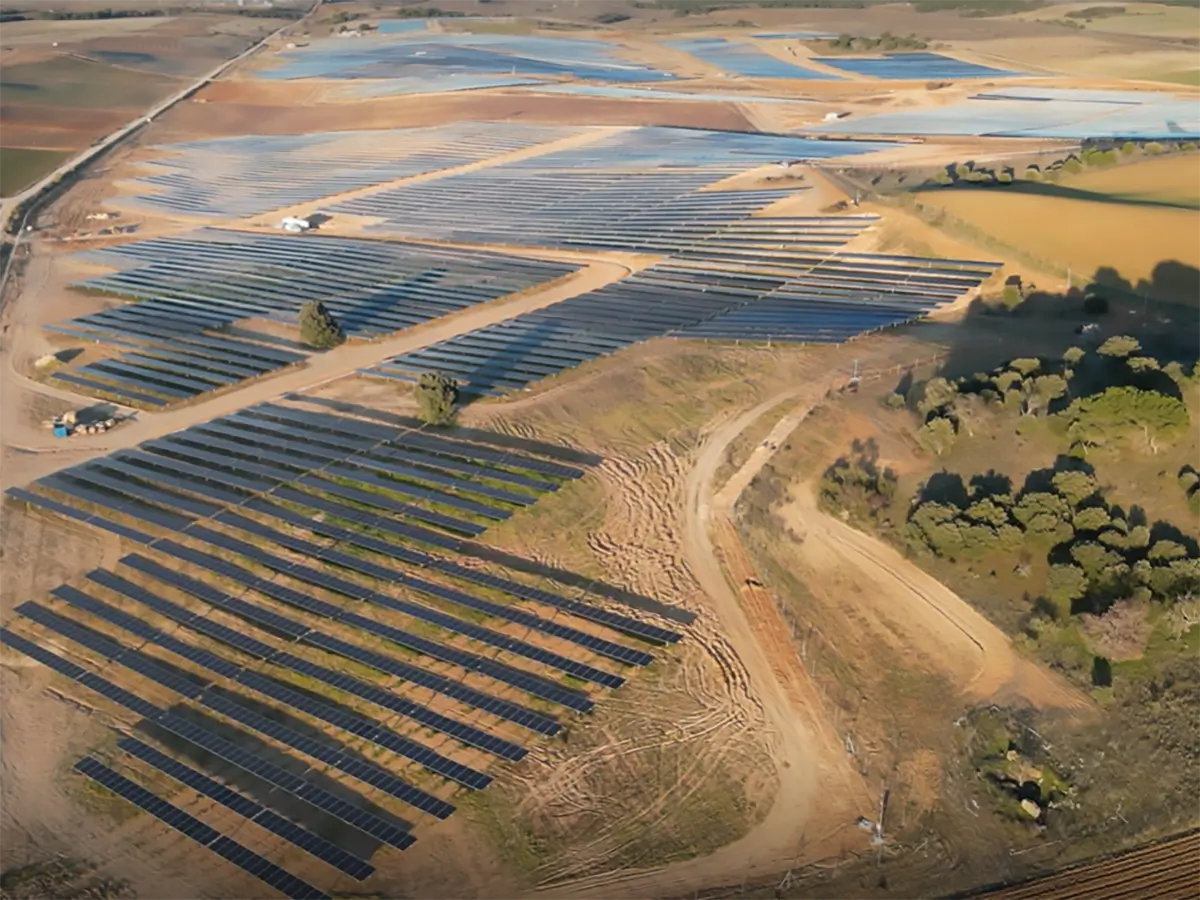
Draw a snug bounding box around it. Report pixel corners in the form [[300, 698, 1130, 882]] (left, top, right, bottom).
[[72, 758, 331, 900], [117, 737, 376, 881]]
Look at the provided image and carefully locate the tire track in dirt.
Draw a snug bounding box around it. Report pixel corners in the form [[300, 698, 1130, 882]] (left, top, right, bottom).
[[514, 440, 770, 888], [781, 485, 1092, 713]]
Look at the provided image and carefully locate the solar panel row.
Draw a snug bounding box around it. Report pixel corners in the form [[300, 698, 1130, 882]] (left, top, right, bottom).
[[0, 628, 415, 850], [50, 585, 491, 790], [119, 552, 561, 736], [73, 758, 332, 900], [86, 567, 527, 761], [117, 737, 376, 881], [18, 602, 452, 820]]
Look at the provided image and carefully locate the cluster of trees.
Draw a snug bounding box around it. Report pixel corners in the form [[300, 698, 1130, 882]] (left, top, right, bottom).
[[889, 338, 1193, 459], [907, 464, 1200, 614], [928, 140, 1197, 189], [1066, 5, 1126, 19], [826, 31, 928, 51], [912, 0, 1041, 15], [818, 440, 898, 525]]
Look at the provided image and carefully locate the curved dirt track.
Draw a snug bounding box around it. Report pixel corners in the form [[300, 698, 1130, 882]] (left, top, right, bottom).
[[781, 486, 1092, 712]]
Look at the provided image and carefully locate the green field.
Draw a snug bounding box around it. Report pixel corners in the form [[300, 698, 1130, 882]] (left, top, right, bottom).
[[0, 55, 174, 109], [0, 147, 72, 197]]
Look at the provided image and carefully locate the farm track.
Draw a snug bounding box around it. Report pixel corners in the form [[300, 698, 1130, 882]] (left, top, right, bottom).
[[967, 830, 1200, 900]]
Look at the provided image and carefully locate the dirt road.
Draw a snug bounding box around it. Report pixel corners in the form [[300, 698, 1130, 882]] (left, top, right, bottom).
[[0, 259, 629, 488], [526, 385, 873, 900]]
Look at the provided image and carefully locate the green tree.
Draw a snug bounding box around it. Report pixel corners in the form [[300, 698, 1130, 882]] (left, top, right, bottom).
[[1121, 140, 1136, 155], [1052, 470, 1099, 507], [1066, 386, 1190, 453], [1127, 356, 1160, 373], [1071, 541, 1121, 576], [1063, 346, 1086, 366], [994, 370, 1023, 393], [1072, 506, 1111, 532], [1010, 357, 1041, 376], [414, 372, 459, 426], [965, 498, 1010, 528], [1047, 564, 1087, 608], [1024, 374, 1068, 416], [1148, 540, 1188, 561], [917, 376, 958, 416], [1001, 283, 1023, 308], [298, 300, 346, 350], [1097, 335, 1141, 359], [909, 501, 964, 557], [916, 416, 957, 456], [1013, 491, 1072, 527]]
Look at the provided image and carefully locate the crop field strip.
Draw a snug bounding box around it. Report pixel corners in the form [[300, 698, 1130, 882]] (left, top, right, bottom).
[[51, 230, 578, 408], [366, 244, 997, 396], [2, 405, 688, 891], [965, 829, 1200, 900], [117, 123, 584, 219]]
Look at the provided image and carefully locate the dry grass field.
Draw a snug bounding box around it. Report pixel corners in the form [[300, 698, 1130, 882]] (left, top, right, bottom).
[[0, 12, 286, 194], [913, 154, 1200, 304]]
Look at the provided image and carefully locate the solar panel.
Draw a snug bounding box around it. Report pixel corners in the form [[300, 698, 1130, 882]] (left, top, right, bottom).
[[211, 510, 623, 686], [153, 714, 415, 850], [19, 601, 450, 819], [113, 555, 550, 738], [177, 522, 596, 712], [0, 629, 412, 851], [117, 737, 376, 881], [71, 758, 331, 900], [4, 487, 155, 544]]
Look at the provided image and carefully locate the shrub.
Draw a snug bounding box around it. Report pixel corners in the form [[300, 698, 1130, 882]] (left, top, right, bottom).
[[298, 300, 345, 350], [1179, 467, 1200, 494], [1001, 284, 1023, 308], [1063, 157, 1083, 174], [1063, 346, 1086, 365], [1073, 506, 1111, 532], [1144, 141, 1164, 155], [1182, 141, 1197, 152], [1023, 166, 1042, 181], [414, 372, 458, 426], [1121, 140, 1137, 155], [1052, 470, 1099, 507], [930, 169, 953, 186], [1097, 335, 1141, 358]]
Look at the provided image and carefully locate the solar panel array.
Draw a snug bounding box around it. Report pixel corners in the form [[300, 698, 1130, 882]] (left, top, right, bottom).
[[52, 230, 577, 408], [116, 122, 582, 219], [669, 37, 839, 80], [49, 329, 305, 410], [3, 402, 691, 895], [261, 32, 677, 84], [811, 51, 1016, 80], [365, 236, 1000, 395]]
